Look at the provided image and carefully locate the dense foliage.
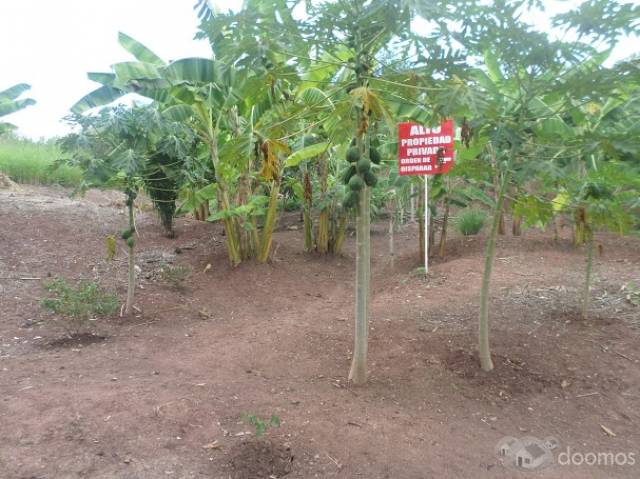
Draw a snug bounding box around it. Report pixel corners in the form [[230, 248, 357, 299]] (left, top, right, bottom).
[[58, 0, 639, 379]]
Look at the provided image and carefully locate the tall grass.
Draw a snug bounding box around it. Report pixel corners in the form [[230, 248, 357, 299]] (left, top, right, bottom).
[[0, 138, 82, 187], [456, 208, 487, 236]]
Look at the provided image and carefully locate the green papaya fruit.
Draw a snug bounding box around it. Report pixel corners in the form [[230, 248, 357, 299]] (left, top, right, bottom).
[[346, 146, 360, 163], [356, 157, 371, 174], [341, 165, 357, 185], [370, 148, 381, 164], [343, 191, 358, 209], [348, 174, 365, 191], [363, 170, 378, 187]]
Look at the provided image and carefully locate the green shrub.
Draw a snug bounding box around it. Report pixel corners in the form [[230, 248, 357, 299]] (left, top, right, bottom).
[[0, 139, 82, 186], [282, 196, 301, 211], [456, 208, 486, 236], [241, 413, 281, 437], [159, 265, 191, 290], [41, 278, 118, 335]]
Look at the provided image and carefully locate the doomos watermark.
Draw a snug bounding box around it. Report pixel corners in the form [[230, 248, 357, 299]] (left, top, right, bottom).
[[557, 447, 636, 467], [495, 436, 636, 471]]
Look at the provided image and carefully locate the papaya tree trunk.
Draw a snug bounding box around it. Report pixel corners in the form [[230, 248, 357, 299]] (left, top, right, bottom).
[[257, 179, 281, 263], [428, 208, 436, 258], [417, 184, 425, 263], [479, 170, 510, 372], [388, 195, 395, 267], [125, 199, 135, 316], [581, 230, 594, 319], [498, 209, 506, 235], [574, 206, 586, 246], [349, 185, 370, 384], [349, 45, 372, 384], [512, 214, 522, 236], [409, 183, 416, 223], [490, 147, 506, 236], [439, 193, 450, 258]]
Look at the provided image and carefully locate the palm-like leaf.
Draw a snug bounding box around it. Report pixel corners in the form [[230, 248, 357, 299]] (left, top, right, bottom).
[[0, 83, 32, 102], [118, 32, 165, 66], [0, 83, 36, 120], [71, 86, 126, 114]]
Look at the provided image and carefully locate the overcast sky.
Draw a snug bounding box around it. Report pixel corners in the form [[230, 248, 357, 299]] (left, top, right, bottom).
[[1, 1, 222, 139], [2, 0, 638, 140]]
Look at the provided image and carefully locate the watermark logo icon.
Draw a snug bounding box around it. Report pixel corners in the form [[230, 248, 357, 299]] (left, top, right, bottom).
[[496, 435, 636, 471], [495, 435, 559, 471]]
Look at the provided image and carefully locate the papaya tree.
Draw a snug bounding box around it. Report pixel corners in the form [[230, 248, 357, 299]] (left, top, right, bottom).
[[275, 0, 482, 382], [441, 0, 640, 370], [293, 0, 442, 383], [60, 105, 193, 314]]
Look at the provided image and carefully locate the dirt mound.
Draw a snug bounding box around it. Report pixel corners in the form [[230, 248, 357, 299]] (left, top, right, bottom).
[[444, 348, 558, 398], [228, 439, 294, 479], [0, 172, 21, 191], [44, 333, 107, 349]]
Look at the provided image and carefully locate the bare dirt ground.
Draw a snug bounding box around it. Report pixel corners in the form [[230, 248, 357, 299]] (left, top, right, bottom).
[[1, 185, 639, 479]]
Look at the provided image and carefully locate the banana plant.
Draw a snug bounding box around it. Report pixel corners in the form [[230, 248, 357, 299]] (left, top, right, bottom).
[[71, 32, 293, 265], [72, 38, 246, 263], [0, 83, 36, 135]]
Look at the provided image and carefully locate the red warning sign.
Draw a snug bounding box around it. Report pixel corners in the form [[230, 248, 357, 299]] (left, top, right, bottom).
[[398, 119, 454, 175]]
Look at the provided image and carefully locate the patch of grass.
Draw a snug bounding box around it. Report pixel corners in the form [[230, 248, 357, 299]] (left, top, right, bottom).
[[456, 208, 487, 236], [0, 138, 82, 186], [41, 278, 118, 336], [159, 265, 191, 290], [410, 266, 426, 277], [241, 413, 281, 437]]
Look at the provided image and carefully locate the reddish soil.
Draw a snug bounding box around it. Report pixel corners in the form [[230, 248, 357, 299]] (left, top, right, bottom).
[[1, 185, 639, 479]]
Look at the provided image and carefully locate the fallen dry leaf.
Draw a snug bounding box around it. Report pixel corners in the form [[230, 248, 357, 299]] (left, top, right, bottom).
[[202, 441, 222, 450], [600, 424, 616, 437]]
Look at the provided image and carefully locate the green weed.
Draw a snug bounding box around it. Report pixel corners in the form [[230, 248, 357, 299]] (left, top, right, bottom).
[[241, 413, 281, 437], [456, 208, 487, 236], [41, 278, 118, 335]]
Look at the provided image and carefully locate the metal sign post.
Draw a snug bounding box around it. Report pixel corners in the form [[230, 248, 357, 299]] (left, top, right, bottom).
[[424, 176, 429, 274]]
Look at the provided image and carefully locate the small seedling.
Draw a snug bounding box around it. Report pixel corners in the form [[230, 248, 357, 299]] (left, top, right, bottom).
[[410, 266, 426, 277], [241, 413, 281, 437], [105, 235, 117, 261], [41, 278, 118, 336], [623, 282, 640, 306], [159, 265, 191, 290]]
